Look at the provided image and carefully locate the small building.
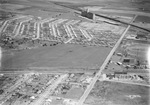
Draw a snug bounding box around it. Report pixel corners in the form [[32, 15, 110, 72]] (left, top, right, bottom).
[[122, 58, 136, 65], [126, 34, 136, 40], [116, 53, 123, 56], [114, 72, 128, 79], [116, 62, 122, 65], [106, 74, 115, 79]]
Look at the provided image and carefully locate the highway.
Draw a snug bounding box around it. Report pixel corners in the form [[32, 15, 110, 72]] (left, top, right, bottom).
[[77, 14, 137, 105]]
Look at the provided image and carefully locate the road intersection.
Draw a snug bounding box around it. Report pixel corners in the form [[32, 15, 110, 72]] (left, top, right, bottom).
[[30, 74, 68, 105], [77, 15, 138, 105]]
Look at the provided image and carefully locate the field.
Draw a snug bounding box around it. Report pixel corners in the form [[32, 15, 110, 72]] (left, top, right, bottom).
[[134, 16, 150, 23], [2, 44, 111, 69], [85, 81, 150, 105], [52, 83, 85, 99], [132, 16, 150, 29]]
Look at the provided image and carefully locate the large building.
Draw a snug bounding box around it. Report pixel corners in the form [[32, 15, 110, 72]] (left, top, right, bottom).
[[81, 9, 95, 20]]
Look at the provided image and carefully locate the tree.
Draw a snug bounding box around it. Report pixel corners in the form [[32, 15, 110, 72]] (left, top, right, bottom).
[[0, 0, 8, 4]]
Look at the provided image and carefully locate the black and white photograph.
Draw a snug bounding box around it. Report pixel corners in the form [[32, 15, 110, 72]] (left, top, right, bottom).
[[0, 0, 150, 105]]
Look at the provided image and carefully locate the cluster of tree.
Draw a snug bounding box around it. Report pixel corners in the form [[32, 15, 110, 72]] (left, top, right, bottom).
[[0, 11, 14, 20], [0, 0, 8, 4]]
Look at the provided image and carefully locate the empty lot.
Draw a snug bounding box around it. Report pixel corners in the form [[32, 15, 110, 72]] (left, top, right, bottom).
[[85, 81, 150, 105], [2, 44, 111, 69]]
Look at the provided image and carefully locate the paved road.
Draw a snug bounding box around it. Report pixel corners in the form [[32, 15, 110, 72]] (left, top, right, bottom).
[[0, 73, 33, 104], [103, 79, 150, 88], [63, 25, 71, 37], [70, 26, 77, 37], [80, 29, 91, 41], [51, 2, 150, 32], [14, 17, 33, 37], [77, 15, 137, 105], [65, 37, 74, 44], [93, 9, 150, 17], [40, 18, 54, 23], [30, 74, 68, 105], [95, 14, 150, 33], [51, 24, 57, 37], [0, 21, 9, 34], [36, 22, 40, 39]]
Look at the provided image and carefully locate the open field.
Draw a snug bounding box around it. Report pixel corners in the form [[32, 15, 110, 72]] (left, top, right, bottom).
[[1, 0, 72, 19], [2, 44, 111, 69], [85, 81, 150, 105], [131, 16, 150, 29], [47, 0, 150, 13], [134, 16, 150, 23], [1, 4, 29, 11], [6, 0, 150, 13]]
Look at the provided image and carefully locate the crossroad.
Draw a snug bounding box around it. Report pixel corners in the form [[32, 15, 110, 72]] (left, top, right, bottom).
[[0, 73, 33, 104], [30, 74, 68, 105], [64, 37, 74, 44], [77, 15, 137, 105]]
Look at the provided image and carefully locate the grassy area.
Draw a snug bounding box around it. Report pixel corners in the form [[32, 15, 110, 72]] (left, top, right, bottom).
[[2, 44, 111, 69], [85, 81, 150, 105], [134, 16, 150, 23], [64, 86, 84, 99]]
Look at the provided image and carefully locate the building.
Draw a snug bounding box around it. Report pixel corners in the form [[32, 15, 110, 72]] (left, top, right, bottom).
[[81, 9, 95, 20], [103, 72, 144, 81], [136, 31, 149, 40], [122, 58, 136, 65]]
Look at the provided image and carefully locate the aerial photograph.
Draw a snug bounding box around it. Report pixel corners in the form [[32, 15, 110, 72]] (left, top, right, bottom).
[[0, 0, 150, 105]]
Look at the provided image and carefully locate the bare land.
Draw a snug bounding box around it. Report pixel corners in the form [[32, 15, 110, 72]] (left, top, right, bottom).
[[85, 81, 150, 105], [2, 44, 111, 69]]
